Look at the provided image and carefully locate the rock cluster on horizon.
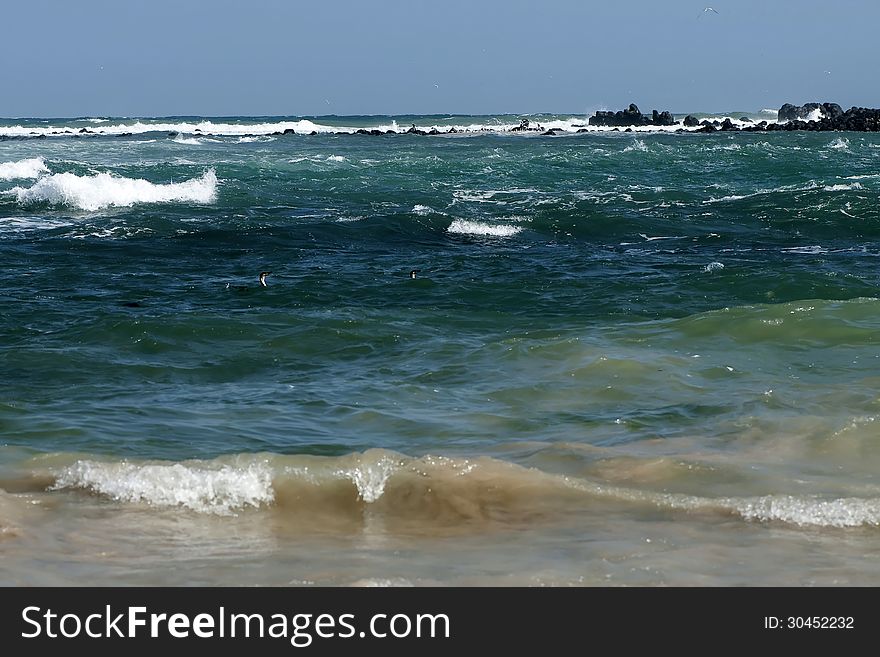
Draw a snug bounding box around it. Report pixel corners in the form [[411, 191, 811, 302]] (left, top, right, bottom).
[[769, 102, 879, 131], [588, 104, 675, 127]]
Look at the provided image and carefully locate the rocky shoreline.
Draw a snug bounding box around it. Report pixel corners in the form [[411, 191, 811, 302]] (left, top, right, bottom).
[[2, 102, 879, 140], [588, 102, 880, 133]]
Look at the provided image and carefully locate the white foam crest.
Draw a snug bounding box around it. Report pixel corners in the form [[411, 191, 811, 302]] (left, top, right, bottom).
[[622, 139, 649, 153], [171, 135, 203, 145], [732, 495, 880, 528], [705, 194, 749, 203], [0, 118, 351, 138], [829, 137, 850, 150], [447, 219, 523, 237], [805, 107, 823, 122], [10, 169, 217, 211], [326, 155, 346, 162], [237, 136, 275, 143], [412, 204, 434, 215], [782, 245, 828, 254], [703, 261, 724, 272], [0, 157, 49, 180], [824, 183, 862, 191], [571, 479, 880, 528], [0, 216, 74, 232], [340, 456, 400, 503], [52, 460, 274, 514]]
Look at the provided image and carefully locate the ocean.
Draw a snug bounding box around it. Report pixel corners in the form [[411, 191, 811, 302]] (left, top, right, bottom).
[[1, 112, 879, 586]]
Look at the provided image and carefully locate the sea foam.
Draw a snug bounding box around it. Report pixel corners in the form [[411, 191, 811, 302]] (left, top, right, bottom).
[[10, 169, 217, 210], [0, 157, 49, 180], [447, 219, 523, 237], [53, 459, 274, 514]]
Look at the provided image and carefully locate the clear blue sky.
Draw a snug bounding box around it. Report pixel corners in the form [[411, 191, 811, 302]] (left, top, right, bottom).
[[2, 0, 878, 118]]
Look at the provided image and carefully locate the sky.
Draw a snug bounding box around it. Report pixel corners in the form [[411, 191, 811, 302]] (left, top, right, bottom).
[[2, 0, 878, 118]]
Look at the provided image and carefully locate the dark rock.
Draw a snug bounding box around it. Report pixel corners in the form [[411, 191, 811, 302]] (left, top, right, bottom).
[[683, 115, 700, 127], [355, 129, 370, 135], [270, 131, 282, 136], [740, 117, 751, 122], [79, 128, 90, 133], [311, 131, 319, 135], [384, 130, 394, 134], [282, 128, 295, 135], [428, 128, 441, 135], [697, 124, 717, 133], [576, 128, 589, 133], [588, 104, 676, 128], [370, 129, 384, 136], [656, 110, 675, 126], [778, 102, 825, 122], [720, 118, 738, 131], [822, 103, 844, 119], [447, 127, 458, 134], [511, 118, 531, 132]]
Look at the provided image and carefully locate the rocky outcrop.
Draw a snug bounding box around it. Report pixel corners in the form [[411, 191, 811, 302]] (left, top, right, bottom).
[[589, 104, 677, 127], [770, 103, 880, 131], [511, 118, 543, 132], [683, 115, 700, 127], [778, 102, 845, 122]]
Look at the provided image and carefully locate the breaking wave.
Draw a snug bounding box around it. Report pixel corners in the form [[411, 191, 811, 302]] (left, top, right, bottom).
[[8, 169, 218, 210], [0, 157, 49, 180], [35, 449, 880, 528], [447, 219, 523, 237]]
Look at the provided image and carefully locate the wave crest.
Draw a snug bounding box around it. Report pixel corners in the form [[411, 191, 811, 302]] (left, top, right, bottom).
[[0, 157, 49, 180], [447, 219, 523, 237], [52, 459, 273, 514], [35, 448, 880, 528], [9, 169, 217, 210]]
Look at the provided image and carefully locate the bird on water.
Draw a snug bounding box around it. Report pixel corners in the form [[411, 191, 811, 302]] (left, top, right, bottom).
[[226, 272, 271, 290], [410, 270, 420, 279]]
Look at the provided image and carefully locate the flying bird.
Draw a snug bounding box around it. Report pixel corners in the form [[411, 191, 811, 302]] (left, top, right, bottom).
[[698, 7, 719, 18]]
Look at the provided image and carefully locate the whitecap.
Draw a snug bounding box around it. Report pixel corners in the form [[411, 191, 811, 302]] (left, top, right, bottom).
[[823, 183, 862, 191], [171, 135, 203, 145], [447, 219, 523, 237], [9, 169, 218, 211], [52, 459, 274, 515], [623, 139, 649, 153], [0, 157, 49, 180]]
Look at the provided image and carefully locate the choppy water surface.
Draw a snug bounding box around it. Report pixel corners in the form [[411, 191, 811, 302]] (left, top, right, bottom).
[[1, 114, 879, 585]]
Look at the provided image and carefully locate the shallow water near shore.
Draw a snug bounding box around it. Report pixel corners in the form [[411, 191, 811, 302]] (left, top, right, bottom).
[[2, 114, 880, 585]]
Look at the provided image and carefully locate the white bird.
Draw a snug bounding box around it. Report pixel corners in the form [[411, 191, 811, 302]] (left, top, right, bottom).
[[698, 7, 719, 18]]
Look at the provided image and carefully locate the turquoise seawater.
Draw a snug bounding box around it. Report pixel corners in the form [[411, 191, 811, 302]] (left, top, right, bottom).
[[1, 114, 880, 585]]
